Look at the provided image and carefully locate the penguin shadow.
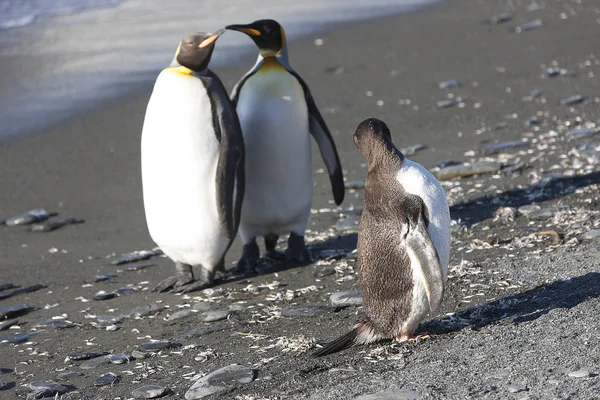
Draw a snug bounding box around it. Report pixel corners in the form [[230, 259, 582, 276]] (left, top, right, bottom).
[[221, 233, 358, 283], [449, 171, 600, 227], [423, 272, 600, 336]]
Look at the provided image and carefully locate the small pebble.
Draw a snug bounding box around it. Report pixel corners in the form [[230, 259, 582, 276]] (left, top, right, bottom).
[[515, 19, 542, 33], [115, 287, 139, 296], [567, 127, 599, 139], [69, 350, 109, 361], [123, 262, 155, 271], [1, 332, 40, 344], [132, 385, 170, 399], [490, 13, 511, 24], [86, 274, 113, 283], [198, 310, 229, 322], [567, 369, 590, 378], [35, 319, 76, 329], [192, 302, 213, 312], [435, 160, 460, 169], [483, 140, 529, 155], [4, 209, 54, 226], [97, 315, 124, 325], [507, 385, 528, 393], [94, 291, 117, 301], [185, 364, 255, 399], [166, 309, 195, 321], [330, 291, 363, 306], [560, 95, 584, 105], [121, 304, 164, 319], [109, 353, 133, 364], [439, 79, 459, 89], [94, 372, 120, 386], [281, 305, 338, 317], [30, 217, 83, 232], [0, 378, 8, 390], [139, 340, 181, 352], [313, 267, 336, 278], [131, 350, 150, 359], [79, 355, 111, 369]]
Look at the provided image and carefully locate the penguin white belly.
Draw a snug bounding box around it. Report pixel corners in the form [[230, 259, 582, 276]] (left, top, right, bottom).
[[397, 160, 451, 324], [236, 66, 313, 238], [141, 70, 228, 268]]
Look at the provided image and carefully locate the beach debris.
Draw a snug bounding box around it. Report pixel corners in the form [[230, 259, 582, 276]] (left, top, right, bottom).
[[94, 372, 119, 386], [35, 318, 76, 329], [132, 385, 170, 399], [344, 180, 365, 189], [494, 207, 517, 223], [523, 89, 542, 101], [0, 304, 36, 320], [582, 229, 600, 241], [185, 364, 256, 400], [483, 140, 529, 155], [30, 217, 84, 232], [507, 384, 528, 393], [0, 284, 45, 300], [330, 291, 363, 306], [515, 19, 542, 33], [435, 160, 461, 169], [109, 353, 133, 364], [560, 95, 585, 105], [123, 262, 155, 271], [567, 369, 591, 378], [439, 79, 460, 89], [527, 116, 540, 125], [436, 98, 466, 108], [490, 13, 512, 24], [4, 209, 55, 226], [111, 249, 163, 265], [313, 267, 336, 278], [435, 161, 502, 180], [79, 355, 112, 369], [139, 340, 181, 352]]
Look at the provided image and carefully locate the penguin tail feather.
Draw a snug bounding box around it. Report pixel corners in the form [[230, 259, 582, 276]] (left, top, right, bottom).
[[313, 320, 379, 357]]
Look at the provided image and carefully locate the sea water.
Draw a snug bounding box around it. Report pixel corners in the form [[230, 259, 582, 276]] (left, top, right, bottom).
[[0, 0, 437, 140]]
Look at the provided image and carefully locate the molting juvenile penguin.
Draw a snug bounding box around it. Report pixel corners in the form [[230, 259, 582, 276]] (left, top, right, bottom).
[[314, 118, 451, 356], [225, 19, 344, 270], [141, 31, 245, 293]]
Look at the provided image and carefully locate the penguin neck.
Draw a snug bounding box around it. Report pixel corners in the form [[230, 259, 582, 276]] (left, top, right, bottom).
[[256, 43, 291, 69], [367, 144, 405, 174]]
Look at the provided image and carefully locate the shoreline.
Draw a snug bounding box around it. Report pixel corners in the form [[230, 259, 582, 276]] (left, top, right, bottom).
[[1, 0, 600, 398]]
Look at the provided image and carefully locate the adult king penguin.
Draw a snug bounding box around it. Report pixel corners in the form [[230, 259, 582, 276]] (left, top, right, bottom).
[[314, 118, 451, 356], [225, 19, 345, 270], [141, 31, 245, 293]]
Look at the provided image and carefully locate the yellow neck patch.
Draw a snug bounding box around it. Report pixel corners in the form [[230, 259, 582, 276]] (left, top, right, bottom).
[[166, 66, 193, 75], [258, 56, 285, 73]]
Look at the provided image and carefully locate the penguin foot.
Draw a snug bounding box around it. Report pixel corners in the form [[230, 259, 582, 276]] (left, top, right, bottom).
[[170, 280, 213, 294], [153, 262, 195, 292], [264, 250, 286, 261], [396, 332, 431, 343], [236, 241, 260, 273], [285, 232, 312, 263]]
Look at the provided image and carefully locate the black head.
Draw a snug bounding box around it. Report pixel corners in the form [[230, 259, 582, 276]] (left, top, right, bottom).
[[226, 19, 286, 57], [354, 118, 403, 168], [175, 30, 224, 72]]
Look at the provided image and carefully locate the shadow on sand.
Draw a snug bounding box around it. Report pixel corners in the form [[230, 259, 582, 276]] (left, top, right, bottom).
[[450, 171, 600, 227], [424, 272, 600, 335]]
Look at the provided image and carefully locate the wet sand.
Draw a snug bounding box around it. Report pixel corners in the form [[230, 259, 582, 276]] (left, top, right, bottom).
[[1, 0, 600, 398]]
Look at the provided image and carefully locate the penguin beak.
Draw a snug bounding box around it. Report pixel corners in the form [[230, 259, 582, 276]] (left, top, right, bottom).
[[225, 24, 261, 37], [199, 29, 226, 48]]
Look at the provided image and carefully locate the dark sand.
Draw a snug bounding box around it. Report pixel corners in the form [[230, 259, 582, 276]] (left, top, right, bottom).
[[1, 0, 600, 398]]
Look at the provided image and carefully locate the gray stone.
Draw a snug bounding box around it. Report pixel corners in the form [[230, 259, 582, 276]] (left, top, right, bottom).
[[517, 204, 541, 216], [94, 291, 117, 301], [582, 230, 600, 240], [490, 369, 510, 378], [109, 353, 133, 364], [439, 79, 459, 89], [0, 378, 8, 389], [507, 385, 528, 393], [1, 332, 40, 344], [527, 206, 569, 220], [198, 310, 229, 323], [86, 274, 112, 283], [567, 369, 590, 378], [335, 217, 360, 232], [115, 287, 139, 296], [483, 140, 529, 155], [192, 303, 212, 312], [0, 319, 19, 331], [94, 372, 120, 386], [97, 315, 124, 325], [166, 309, 195, 321], [131, 350, 150, 359], [132, 385, 170, 399], [69, 350, 109, 361], [355, 389, 420, 400], [27, 381, 68, 398], [79, 355, 111, 369], [435, 161, 502, 181], [185, 364, 255, 399], [330, 291, 363, 306], [567, 127, 600, 139], [281, 305, 338, 317], [35, 319, 76, 329], [560, 95, 584, 105], [0, 304, 35, 320]]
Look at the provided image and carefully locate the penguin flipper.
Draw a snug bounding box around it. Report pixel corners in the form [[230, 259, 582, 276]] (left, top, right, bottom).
[[286, 69, 345, 206], [405, 207, 445, 312]]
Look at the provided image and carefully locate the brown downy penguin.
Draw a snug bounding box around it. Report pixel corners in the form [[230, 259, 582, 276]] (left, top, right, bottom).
[[314, 118, 451, 356]]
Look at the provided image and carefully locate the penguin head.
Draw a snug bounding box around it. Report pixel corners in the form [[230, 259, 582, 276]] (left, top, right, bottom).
[[226, 19, 286, 57], [354, 118, 402, 167], [175, 30, 224, 72]]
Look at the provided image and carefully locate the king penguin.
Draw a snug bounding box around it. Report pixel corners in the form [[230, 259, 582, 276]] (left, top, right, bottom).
[[141, 31, 245, 293], [314, 118, 451, 356], [225, 19, 345, 270]]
